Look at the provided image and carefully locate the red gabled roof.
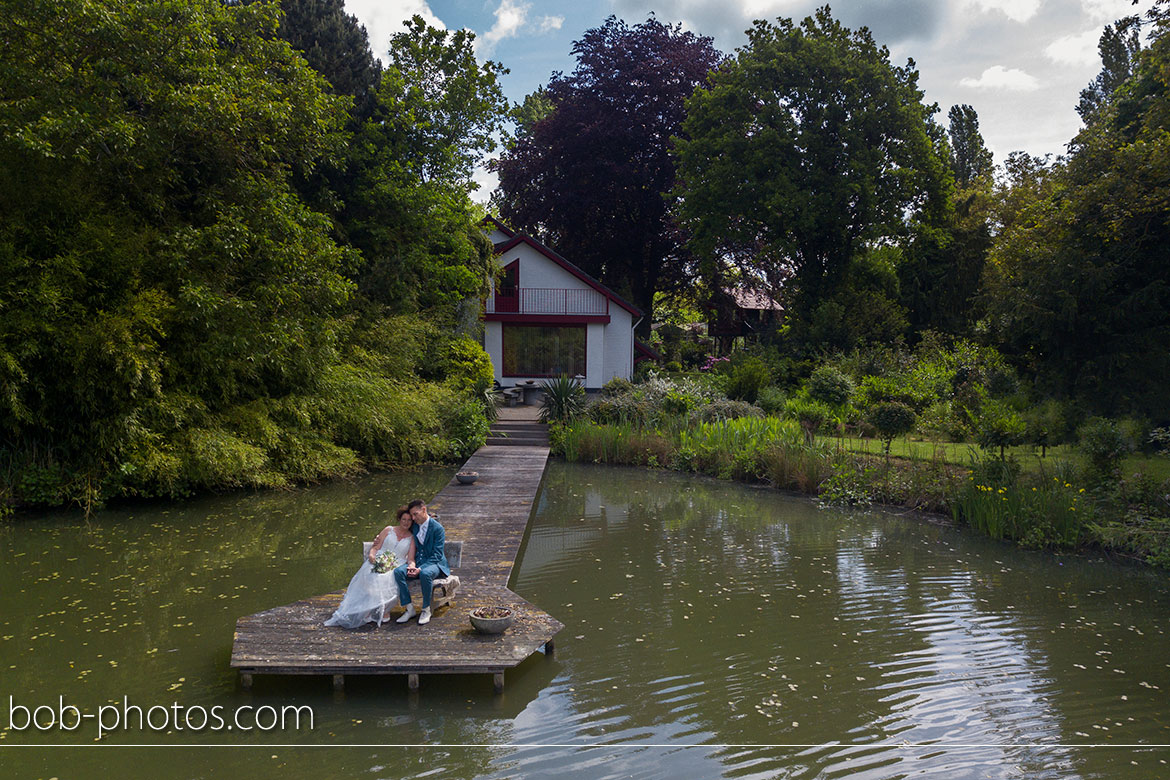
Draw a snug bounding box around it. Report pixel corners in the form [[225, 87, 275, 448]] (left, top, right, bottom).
[[634, 340, 663, 362], [482, 215, 514, 249], [486, 221, 642, 318]]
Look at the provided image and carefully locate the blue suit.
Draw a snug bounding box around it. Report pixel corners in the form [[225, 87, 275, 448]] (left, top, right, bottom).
[[393, 516, 450, 609]]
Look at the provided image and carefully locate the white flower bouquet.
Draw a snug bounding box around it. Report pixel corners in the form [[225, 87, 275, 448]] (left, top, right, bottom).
[[372, 550, 400, 574]]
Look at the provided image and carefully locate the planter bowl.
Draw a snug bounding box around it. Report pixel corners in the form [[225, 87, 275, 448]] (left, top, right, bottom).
[[469, 606, 513, 634], [455, 471, 479, 485]]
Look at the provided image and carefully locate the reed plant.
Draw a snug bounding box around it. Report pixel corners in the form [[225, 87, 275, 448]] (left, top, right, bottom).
[[555, 421, 673, 467], [758, 441, 833, 492], [677, 417, 805, 480], [953, 473, 1084, 547]]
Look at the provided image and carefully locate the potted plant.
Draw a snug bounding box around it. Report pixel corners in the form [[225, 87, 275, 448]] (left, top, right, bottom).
[[469, 606, 513, 634]]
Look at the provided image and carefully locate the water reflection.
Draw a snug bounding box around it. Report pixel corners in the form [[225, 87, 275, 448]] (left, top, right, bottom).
[[511, 464, 1170, 779], [2, 462, 1169, 779]]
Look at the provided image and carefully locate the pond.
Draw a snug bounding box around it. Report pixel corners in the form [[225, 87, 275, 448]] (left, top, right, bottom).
[[2, 462, 1168, 778]]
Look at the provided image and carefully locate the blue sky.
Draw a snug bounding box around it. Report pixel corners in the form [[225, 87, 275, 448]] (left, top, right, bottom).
[[346, 0, 1152, 197]]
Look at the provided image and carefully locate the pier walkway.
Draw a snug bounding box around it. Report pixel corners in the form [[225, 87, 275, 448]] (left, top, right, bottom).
[[229, 406, 561, 692]]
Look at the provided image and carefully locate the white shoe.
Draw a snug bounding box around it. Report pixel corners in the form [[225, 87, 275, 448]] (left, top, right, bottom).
[[396, 604, 417, 623], [418, 607, 432, 625]]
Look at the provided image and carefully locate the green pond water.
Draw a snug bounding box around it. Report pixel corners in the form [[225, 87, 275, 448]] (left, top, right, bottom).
[[2, 462, 1169, 778]]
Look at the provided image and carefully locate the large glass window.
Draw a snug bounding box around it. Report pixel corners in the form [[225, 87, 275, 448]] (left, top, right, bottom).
[[502, 325, 586, 377]]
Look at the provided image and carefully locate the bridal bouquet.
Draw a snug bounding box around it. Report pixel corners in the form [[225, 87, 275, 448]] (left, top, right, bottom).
[[372, 550, 400, 574]]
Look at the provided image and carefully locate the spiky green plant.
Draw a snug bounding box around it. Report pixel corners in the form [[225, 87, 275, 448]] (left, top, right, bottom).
[[539, 375, 586, 423]]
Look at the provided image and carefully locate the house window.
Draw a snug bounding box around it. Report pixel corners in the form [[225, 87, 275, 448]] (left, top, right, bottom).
[[502, 325, 586, 377]]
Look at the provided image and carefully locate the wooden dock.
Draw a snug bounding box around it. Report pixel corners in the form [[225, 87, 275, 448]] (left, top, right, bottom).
[[230, 407, 562, 692]]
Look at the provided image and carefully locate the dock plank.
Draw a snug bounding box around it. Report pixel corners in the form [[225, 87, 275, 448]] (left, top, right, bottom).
[[230, 418, 559, 688]]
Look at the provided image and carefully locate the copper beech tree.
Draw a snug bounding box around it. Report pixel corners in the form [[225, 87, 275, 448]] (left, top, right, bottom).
[[491, 16, 723, 331]]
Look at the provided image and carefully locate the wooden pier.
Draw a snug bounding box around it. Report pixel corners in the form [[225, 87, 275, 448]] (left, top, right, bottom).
[[230, 407, 561, 692]]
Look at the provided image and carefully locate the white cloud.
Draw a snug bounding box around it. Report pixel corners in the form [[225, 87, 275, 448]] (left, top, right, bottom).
[[478, 0, 532, 56], [474, 1, 566, 57], [471, 166, 499, 204], [1081, 0, 1140, 22], [960, 65, 1041, 91], [345, 0, 445, 63], [536, 15, 565, 34], [964, 0, 1042, 23], [1045, 29, 1102, 66]]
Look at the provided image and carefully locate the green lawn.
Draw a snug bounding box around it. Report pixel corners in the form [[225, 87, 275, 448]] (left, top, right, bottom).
[[826, 434, 1170, 482]]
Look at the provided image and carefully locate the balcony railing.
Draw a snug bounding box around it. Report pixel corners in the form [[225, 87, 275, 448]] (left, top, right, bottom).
[[488, 287, 608, 316]]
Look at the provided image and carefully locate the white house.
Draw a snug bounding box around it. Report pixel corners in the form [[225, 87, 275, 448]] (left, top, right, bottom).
[[481, 218, 654, 390]]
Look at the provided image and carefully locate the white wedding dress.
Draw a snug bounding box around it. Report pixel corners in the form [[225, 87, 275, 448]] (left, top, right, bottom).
[[323, 532, 413, 628]]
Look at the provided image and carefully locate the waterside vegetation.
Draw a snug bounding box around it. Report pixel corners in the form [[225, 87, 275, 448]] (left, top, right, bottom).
[[0, 1, 503, 516], [550, 369, 1170, 568]]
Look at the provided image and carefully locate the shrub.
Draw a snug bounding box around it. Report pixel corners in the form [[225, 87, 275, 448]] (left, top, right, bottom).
[[442, 336, 494, 397], [661, 389, 696, 417], [1077, 417, 1134, 479], [975, 401, 1026, 459], [1022, 399, 1071, 456], [807, 365, 854, 406], [819, 457, 875, 506], [15, 463, 70, 506], [784, 397, 833, 443], [756, 386, 787, 415], [689, 399, 764, 424], [180, 428, 284, 489], [588, 395, 651, 426], [601, 377, 634, 397], [539, 375, 587, 424], [869, 401, 916, 457], [1118, 417, 1152, 454], [624, 370, 725, 425], [724, 356, 771, 404], [441, 395, 491, 459], [917, 400, 968, 442], [855, 375, 923, 411]]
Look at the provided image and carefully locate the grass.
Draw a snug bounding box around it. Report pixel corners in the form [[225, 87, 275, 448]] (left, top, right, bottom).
[[834, 434, 1170, 481]]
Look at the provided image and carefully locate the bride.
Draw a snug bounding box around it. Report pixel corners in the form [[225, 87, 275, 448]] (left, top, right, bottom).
[[324, 506, 415, 628]]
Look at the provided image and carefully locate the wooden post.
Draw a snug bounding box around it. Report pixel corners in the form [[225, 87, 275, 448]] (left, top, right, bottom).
[[407, 673, 420, 692], [544, 638, 555, 657], [239, 673, 253, 690], [332, 674, 344, 691], [493, 672, 505, 693]]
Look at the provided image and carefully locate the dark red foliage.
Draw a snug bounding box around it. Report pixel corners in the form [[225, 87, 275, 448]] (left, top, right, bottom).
[[491, 16, 722, 328]]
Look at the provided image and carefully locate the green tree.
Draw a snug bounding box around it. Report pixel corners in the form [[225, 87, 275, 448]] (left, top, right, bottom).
[[675, 7, 948, 333], [236, 0, 383, 121], [869, 401, 917, 459], [1078, 14, 1142, 125], [984, 10, 1170, 416], [0, 0, 352, 495], [508, 86, 555, 144], [947, 104, 994, 186], [899, 108, 993, 338], [343, 16, 509, 309]]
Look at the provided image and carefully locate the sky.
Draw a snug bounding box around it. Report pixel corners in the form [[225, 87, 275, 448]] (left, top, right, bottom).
[[344, 0, 1152, 198]]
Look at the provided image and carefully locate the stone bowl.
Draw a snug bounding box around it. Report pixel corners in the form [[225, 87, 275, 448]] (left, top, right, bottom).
[[455, 471, 479, 485], [469, 606, 513, 634]]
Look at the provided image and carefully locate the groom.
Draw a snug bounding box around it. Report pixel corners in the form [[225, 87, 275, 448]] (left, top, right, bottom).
[[394, 499, 450, 625]]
